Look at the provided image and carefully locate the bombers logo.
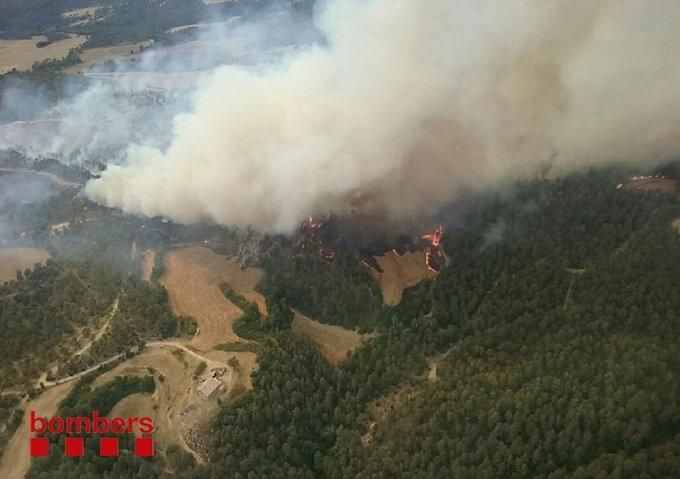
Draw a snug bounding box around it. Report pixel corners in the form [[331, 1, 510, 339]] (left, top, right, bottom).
[[29, 410, 155, 457]]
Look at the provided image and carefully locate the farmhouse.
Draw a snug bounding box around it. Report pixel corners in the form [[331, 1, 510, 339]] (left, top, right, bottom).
[[197, 377, 222, 400]]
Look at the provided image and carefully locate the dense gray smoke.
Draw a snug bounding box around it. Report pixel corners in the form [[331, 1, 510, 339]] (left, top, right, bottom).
[[52, 1, 680, 231]]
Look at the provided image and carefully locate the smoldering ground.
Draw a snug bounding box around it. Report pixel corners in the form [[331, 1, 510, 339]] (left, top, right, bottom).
[[4, 0, 680, 234]]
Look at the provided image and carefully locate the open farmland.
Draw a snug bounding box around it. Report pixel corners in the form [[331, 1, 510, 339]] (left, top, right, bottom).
[[161, 246, 245, 349], [64, 41, 151, 74], [0, 36, 86, 74], [292, 311, 366, 364], [160, 246, 264, 389], [366, 250, 436, 305], [0, 247, 51, 283]]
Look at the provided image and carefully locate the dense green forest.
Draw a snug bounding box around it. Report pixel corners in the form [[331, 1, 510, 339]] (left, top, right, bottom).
[[18, 166, 679, 477], [0, 260, 117, 389], [260, 248, 383, 331]]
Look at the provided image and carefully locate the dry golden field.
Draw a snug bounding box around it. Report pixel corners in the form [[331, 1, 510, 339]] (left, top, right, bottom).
[[0, 35, 86, 74], [366, 250, 436, 305], [292, 311, 365, 364], [0, 247, 51, 283]]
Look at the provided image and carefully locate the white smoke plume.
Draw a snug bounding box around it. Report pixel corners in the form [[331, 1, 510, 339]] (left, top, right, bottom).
[[83, 0, 680, 232]]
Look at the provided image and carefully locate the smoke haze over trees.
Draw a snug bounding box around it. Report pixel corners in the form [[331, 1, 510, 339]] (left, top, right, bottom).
[[80, 0, 680, 232]]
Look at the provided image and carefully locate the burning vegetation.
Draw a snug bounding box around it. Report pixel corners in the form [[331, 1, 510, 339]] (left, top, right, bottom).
[[420, 224, 445, 272]]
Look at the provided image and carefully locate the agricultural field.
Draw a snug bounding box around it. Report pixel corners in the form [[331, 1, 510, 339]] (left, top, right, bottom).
[[291, 311, 365, 364], [161, 246, 248, 349], [0, 247, 50, 283], [366, 250, 436, 305], [0, 35, 86, 74]]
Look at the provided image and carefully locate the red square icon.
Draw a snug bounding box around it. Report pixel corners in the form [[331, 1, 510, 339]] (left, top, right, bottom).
[[99, 437, 119, 457], [135, 437, 154, 457], [30, 437, 49, 457], [65, 437, 84, 457]]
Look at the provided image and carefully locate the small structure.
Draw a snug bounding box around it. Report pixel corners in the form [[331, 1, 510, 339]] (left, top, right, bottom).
[[197, 377, 222, 400]]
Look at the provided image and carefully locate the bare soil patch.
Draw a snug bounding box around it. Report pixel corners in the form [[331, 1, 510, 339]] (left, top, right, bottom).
[[0, 247, 51, 283], [673, 219, 680, 234], [0, 36, 86, 74], [292, 312, 365, 365], [366, 250, 436, 305]]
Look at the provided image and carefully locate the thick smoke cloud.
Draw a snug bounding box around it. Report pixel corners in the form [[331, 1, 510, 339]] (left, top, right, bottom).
[[81, 0, 680, 232]]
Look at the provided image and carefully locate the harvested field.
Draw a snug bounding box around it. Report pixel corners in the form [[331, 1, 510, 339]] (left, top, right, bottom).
[[0, 35, 87, 74], [108, 393, 156, 436], [160, 245, 265, 397], [0, 381, 75, 479], [366, 250, 436, 305], [65, 41, 151, 74], [292, 312, 365, 365], [141, 249, 156, 282], [219, 256, 267, 315], [162, 245, 269, 351], [162, 246, 249, 349], [0, 247, 50, 283]]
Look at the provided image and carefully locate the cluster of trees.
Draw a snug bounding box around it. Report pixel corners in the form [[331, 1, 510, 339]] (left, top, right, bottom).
[[230, 287, 293, 340], [29, 373, 159, 478], [0, 394, 22, 458], [0, 261, 117, 389], [260, 248, 383, 330], [57, 277, 196, 378]]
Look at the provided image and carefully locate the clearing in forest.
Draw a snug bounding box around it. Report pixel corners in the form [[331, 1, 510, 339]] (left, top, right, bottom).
[[366, 250, 436, 305], [141, 249, 156, 282], [0, 247, 51, 283], [292, 311, 365, 365]]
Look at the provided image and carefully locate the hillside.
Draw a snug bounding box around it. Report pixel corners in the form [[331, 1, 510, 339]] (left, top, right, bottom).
[[9, 166, 678, 478]]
